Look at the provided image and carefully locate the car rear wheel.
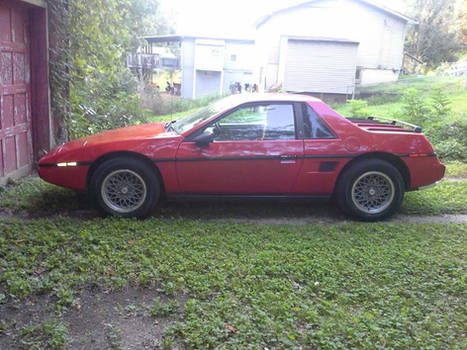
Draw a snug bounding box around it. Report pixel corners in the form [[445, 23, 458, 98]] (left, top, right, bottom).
[[336, 159, 404, 221], [90, 158, 160, 218]]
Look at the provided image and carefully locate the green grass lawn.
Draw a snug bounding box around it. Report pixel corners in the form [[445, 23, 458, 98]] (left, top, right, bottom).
[[445, 161, 467, 178], [358, 76, 465, 95], [0, 218, 465, 349], [401, 179, 467, 215]]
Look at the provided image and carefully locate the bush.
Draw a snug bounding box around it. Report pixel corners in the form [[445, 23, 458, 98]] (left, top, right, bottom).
[[427, 119, 467, 161], [347, 99, 370, 117], [398, 88, 465, 160], [48, 0, 170, 141], [69, 71, 152, 139], [429, 88, 451, 119], [400, 88, 432, 124]]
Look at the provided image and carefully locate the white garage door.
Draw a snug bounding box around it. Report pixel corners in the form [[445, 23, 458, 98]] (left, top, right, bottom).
[[284, 40, 358, 94]]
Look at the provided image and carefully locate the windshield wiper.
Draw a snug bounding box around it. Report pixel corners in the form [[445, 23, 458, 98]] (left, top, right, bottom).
[[164, 119, 177, 131]]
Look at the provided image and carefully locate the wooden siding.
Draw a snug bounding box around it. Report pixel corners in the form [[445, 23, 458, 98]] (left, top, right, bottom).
[[0, 0, 33, 179], [284, 40, 358, 94]]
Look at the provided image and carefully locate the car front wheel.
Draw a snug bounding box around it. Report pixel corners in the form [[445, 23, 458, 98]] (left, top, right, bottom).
[[336, 159, 404, 221], [90, 158, 160, 218]]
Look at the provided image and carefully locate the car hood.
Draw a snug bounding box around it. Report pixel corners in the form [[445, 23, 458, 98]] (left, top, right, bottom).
[[41, 122, 177, 162], [78, 122, 170, 145]]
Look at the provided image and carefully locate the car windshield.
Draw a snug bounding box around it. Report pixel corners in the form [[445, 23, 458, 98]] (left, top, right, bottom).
[[171, 95, 242, 134]]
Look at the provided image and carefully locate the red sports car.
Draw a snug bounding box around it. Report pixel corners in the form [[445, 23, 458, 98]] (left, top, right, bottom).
[[39, 94, 445, 220]]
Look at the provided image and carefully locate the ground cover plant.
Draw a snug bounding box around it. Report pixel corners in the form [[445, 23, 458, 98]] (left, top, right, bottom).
[[0, 218, 465, 349]]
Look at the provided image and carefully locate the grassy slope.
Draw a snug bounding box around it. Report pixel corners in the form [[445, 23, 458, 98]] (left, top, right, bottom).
[[0, 219, 465, 349], [334, 76, 467, 120]]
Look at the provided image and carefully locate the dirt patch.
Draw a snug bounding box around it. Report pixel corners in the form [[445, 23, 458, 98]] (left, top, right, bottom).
[[0, 287, 187, 350]]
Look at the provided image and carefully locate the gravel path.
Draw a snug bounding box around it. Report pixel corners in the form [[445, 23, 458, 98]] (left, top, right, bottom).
[[212, 214, 467, 226], [2, 209, 465, 225]]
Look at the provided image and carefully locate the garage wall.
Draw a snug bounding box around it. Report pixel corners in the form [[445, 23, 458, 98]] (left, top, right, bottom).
[[195, 70, 221, 98], [255, 0, 409, 91], [284, 40, 358, 94], [360, 68, 399, 85]]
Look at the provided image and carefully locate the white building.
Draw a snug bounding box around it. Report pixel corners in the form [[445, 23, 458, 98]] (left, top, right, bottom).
[[141, 35, 256, 99], [137, 1, 414, 100], [180, 36, 256, 98], [255, 0, 415, 98]]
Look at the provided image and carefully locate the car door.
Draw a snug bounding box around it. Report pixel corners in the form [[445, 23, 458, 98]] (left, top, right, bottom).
[[175, 102, 304, 194]]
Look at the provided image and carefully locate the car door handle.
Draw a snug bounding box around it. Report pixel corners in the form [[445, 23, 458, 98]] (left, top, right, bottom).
[[280, 155, 297, 163]]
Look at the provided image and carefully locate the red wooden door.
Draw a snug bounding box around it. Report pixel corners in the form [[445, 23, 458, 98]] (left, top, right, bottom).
[[0, 1, 33, 178]]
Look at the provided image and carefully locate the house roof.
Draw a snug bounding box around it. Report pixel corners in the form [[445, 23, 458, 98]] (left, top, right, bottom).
[[284, 35, 359, 45], [143, 35, 254, 44], [256, 0, 416, 29]]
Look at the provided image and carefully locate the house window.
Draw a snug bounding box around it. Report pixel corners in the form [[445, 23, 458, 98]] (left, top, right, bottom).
[[355, 67, 362, 80], [230, 54, 237, 62]]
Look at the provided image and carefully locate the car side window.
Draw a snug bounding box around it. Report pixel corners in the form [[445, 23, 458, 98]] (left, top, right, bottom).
[[302, 104, 335, 139], [204, 103, 296, 141]]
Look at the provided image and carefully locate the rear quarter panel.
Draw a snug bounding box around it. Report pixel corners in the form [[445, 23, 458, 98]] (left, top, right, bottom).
[[298, 101, 441, 193]]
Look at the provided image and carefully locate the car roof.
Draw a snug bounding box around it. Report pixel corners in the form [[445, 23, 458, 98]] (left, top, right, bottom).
[[220, 93, 323, 104]]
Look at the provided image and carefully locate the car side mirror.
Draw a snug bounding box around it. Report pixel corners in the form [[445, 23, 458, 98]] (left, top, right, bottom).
[[193, 131, 214, 147]]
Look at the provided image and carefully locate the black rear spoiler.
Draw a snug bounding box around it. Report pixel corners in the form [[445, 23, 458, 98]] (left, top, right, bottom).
[[347, 116, 422, 133]]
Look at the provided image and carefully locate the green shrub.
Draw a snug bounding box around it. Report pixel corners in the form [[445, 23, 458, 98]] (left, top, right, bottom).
[[397, 88, 466, 160], [400, 88, 432, 124], [427, 119, 467, 161], [347, 99, 370, 117], [429, 88, 452, 119], [69, 72, 153, 139], [49, 0, 170, 141]]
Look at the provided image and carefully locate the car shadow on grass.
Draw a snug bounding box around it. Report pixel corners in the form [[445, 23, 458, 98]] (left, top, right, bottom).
[[2, 177, 463, 222], [0, 177, 348, 221], [158, 199, 348, 224]]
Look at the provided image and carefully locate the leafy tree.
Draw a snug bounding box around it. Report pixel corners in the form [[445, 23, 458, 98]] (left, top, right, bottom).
[[405, 0, 463, 69], [48, 0, 172, 140]]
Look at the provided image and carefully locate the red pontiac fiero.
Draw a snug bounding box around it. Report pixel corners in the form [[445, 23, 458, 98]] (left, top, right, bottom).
[[39, 94, 445, 221]]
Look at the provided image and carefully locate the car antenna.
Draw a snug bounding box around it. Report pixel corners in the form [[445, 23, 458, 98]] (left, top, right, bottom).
[[170, 85, 174, 122]]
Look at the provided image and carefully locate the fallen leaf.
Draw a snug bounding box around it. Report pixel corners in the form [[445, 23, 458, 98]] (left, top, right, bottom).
[[225, 324, 237, 333], [34, 268, 45, 275]]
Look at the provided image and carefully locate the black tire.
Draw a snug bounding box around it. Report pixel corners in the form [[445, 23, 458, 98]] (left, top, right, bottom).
[[335, 159, 404, 221], [90, 157, 160, 218]]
